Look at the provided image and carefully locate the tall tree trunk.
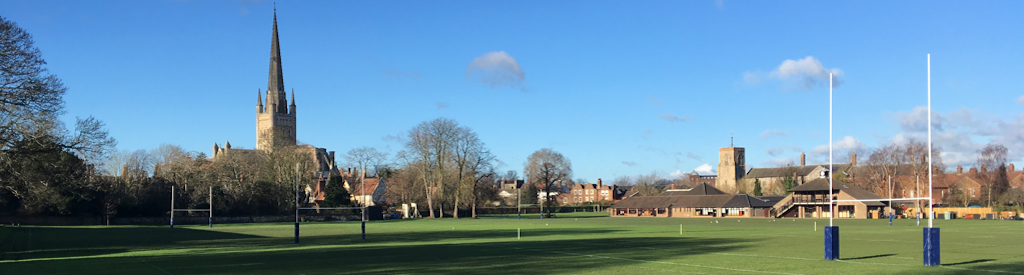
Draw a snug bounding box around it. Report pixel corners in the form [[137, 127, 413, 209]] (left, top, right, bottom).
[[472, 193, 477, 219], [423, 177, 434, 218], [454, 195, 460, 219]]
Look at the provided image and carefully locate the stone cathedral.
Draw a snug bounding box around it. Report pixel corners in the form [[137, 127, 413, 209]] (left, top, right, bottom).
[[256, 8, 297, 151], [211, 10, 338, 182]]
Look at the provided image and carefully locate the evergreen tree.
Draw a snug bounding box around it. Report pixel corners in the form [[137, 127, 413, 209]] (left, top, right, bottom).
[[782, 175, 796, 194], [321, 173, 351, 207], [753, 179, 762, 197]]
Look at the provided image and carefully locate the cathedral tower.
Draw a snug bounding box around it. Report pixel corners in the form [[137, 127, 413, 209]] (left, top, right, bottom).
[[256, 9, 297, 151]]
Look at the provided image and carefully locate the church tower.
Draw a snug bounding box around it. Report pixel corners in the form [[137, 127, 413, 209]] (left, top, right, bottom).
[[256, 9, 297, 151], [715, 142, 746, 194]]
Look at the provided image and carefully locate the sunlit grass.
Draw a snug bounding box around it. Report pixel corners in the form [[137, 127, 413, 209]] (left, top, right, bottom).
[[1, 212, 1022, 274]]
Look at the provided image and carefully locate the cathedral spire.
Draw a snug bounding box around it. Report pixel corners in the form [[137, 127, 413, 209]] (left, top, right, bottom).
[[289, 88, 296, 114], [257, 89, 264, 113], [267, 8, 286, 113]]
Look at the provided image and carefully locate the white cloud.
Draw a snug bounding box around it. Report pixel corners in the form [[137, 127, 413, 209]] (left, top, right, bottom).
[[888, 106, 1024, 168], [622, 161, 638, 167], [686, 152, 701, 161], [669, 170, 685, 178], [893, 106, 944, 132], [714, 0, 724, 10], [813, 136, 866, 153], [694, 163, 715, 175], [762, 158, 796, 167], [765, 145, 801, 157], [1017, 95, 1024, 106], [382, 133, 406, 143], [743, 72, 761, 84], [660, 113, 691, 122], [811, 136, 867, 163], [466, 51, 525, 88], [435, 102, 449, 109], [744, 56, 843, 91], [760, 129, 789, 139], [647, 97, 664, 105]]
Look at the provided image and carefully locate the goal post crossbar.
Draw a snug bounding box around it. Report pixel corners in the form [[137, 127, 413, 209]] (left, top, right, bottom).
[[172, 209, 212, 212], [297, 207, 363, 210], [831, 197, 931, 203]]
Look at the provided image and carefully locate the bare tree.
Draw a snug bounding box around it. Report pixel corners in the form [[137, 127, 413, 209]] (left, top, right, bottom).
[[449, 126, 492, 218], [978, 143, 1009, 207], [0, 18, 114, 162], [343, 146, 388, 176], [524, 148, 572, 218], [0, 16, 65, 151], [505, 170, 519, 181], [634, 171, 663, 196], [863, 143, 906, 196], [612, 175, 632, 187], [400, 118, 492, 218]]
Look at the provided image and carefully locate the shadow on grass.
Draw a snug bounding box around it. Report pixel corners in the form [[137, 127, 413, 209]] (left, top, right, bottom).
[[0, 226, 263, 262], [842, 253, 895, 260], [943, 259, 994, 266], [288, 227, 630, 247], [933, 260, 1024, 275], [2, 225, 751, 274], [12, 236, 750, 274]]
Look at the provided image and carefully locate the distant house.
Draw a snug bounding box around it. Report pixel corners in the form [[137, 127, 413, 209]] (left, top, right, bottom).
[[564, 178, 622, 205], [494, 179, 525, 206], [305, 174, 329, 205], [610, 184, 777, 218], [347, 177, 386, 207], [771, 178, 886, 219], [1010, 164, 1024, 190], [744, 152, 856, 196]]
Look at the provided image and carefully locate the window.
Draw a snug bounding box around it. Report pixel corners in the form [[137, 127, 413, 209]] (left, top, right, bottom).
[[971, 188, 975, 197], [601, 190, 609, 195]]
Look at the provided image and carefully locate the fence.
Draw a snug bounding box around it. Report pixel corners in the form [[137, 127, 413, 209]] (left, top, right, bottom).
[[0, 215, 365, 226], [906, 207, 1019, 219]]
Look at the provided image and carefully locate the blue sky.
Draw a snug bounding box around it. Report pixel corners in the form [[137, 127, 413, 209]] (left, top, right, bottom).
[[5, 0, 1023, 182]]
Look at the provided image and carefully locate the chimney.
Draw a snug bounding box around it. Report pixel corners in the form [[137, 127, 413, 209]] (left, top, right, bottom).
[[1010, 163, 1016, 172], [969, 167, 978, 175], [800, 152, 806, 166], [597, 178, 603, 187], [851, 152, 857, 166], [981, 165, 987, 172], [921, 154, 926, 165], [957, 166, 963, 175]]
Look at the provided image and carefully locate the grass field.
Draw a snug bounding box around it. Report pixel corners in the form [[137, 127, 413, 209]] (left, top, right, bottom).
[[2, 212, 1023, 274]]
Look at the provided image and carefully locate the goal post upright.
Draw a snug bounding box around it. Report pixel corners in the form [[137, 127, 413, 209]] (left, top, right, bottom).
[[170, 186, 175, 228], [209, 185, 213, 228], [295, 162, 300, 244], [825, 72, 839, 261], [923, 54, 941, 267]]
